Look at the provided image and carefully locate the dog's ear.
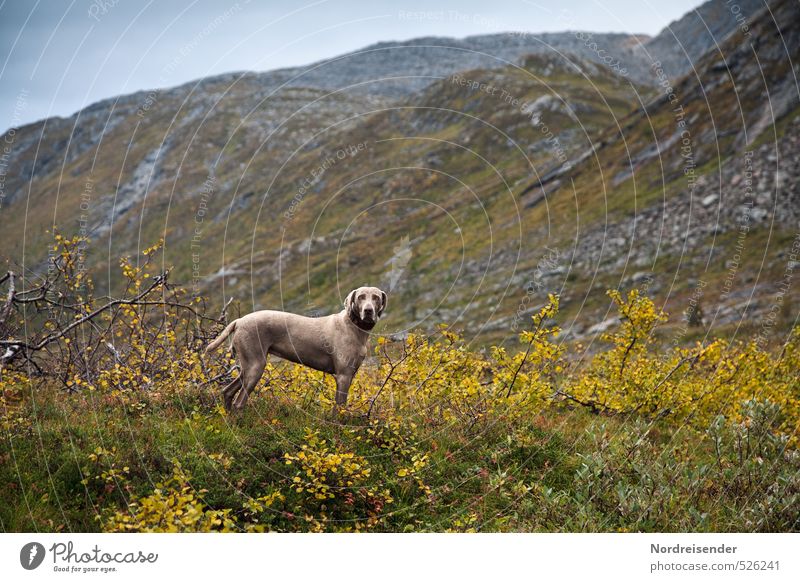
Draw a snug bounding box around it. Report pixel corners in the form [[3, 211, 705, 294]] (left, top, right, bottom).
[[378, 290, 387, 316], [344, 290, 356, 311]]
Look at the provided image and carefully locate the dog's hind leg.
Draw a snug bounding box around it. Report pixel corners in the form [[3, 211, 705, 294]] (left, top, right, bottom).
[[231, 336, 268, 411], [221, 376, 242, 411], [232, 361, 266, 410]]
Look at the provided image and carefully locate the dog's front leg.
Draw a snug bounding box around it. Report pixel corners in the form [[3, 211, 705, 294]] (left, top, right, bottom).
[[334, 372, 354, 408]]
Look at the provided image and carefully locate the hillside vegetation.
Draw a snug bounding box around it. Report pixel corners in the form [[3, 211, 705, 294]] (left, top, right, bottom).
[[1, 1, 797, 349], [1, 239, 798, 532], [2, 0, 798, 533]]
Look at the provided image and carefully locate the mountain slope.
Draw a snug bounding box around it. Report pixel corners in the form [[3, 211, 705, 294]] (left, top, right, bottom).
[[515, 0, 799, 340], [265, 32, 653, 91], [1, 0, 797, 348], [639, 0, 768, 79]]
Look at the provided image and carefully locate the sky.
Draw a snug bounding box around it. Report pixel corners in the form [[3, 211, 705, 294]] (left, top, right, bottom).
[[1, 0, 705, 129]]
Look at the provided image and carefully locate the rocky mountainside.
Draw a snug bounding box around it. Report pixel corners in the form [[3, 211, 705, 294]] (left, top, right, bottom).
[[171, 0, 772, 95], [510, 0, 800, 341], [1, 0, 796, 348], [638, 0, 767, 79], [263, 32, 652, 91]]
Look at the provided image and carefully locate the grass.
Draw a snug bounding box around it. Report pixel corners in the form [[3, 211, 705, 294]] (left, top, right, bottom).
[[2, 372, 797, 533], [1, 259, 797, 533], [2, 46, 798, 534]]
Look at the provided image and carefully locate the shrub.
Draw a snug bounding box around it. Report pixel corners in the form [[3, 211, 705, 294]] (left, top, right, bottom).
[[283, 429, 393, 531], [102, 463, 237, 532], [1, 236, 798, 532]]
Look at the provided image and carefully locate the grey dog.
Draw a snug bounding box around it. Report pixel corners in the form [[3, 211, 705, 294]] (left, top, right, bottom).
[[205, 286, 387, 411]]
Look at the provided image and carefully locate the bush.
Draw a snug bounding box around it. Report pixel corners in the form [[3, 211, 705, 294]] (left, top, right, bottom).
[[1, 237, 798, 532], [102, 463, 237, 532]]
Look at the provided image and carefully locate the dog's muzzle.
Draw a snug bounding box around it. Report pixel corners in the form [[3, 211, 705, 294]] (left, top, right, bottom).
[[350, 306, 376, 330]]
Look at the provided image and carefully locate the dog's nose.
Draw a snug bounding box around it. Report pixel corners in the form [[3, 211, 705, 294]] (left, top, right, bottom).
[[363, 308, 374, 318]]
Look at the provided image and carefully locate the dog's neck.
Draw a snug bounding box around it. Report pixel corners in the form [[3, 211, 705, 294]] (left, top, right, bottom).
[[347, 308, 375, 332]]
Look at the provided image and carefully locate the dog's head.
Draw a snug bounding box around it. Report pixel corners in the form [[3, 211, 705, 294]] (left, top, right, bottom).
[[344, 286, 387, 330]]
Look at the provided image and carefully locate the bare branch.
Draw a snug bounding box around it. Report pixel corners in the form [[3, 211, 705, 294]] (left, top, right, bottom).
[[0, 271, 16, 328], [218, 297, 234, 324], [0, 271, 169, 352]]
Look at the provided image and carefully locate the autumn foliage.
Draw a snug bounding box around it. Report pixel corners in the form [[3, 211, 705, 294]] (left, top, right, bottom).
[[1, 238, 798, 532]]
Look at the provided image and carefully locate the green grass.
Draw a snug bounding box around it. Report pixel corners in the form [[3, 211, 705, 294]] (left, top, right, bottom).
[[2, 378, 797, 532]]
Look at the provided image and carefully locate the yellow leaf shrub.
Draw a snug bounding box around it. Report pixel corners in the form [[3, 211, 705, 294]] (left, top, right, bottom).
[[284, 428, 393, 531], [102, 463, 237, 532], [0, 370, 32, 436], [354, 296, 563, 428], [359, 417, 431, 494], [566, 290, 800, 443]]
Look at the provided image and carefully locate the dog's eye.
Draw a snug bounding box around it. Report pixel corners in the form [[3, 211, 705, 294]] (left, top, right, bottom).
[[358, 294, 366, 300]]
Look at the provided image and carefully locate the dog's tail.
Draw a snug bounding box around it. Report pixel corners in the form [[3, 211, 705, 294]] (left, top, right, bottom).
[[205, 319, 237, 354]]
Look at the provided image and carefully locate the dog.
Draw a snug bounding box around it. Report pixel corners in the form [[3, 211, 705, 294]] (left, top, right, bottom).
[[205, 286, 387, 411]]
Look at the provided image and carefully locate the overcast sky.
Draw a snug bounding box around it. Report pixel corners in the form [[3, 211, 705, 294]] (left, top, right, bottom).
[[1, 0, 704, 129]]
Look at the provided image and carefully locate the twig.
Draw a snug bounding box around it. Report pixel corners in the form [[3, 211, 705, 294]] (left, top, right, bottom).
[[619, 336, 637, 376], [0, 271, 16, 328], [0, 271, 169, 352], [505, 315, 544, 398], [554, 389, 614, 414], [367, 341, 409, 419], [218, 297, 234, 324]]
